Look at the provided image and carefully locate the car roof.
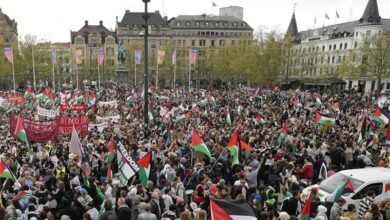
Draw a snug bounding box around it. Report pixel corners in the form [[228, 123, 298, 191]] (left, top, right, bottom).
[[339, 167, 390, 183]]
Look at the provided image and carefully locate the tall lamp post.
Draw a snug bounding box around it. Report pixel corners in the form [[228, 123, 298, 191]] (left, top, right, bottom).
[[143, 0, 150, 124]]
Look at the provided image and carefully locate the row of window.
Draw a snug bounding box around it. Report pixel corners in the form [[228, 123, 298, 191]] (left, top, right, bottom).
[[175, 21, 247, 28], [75, 37, 115, 45], [75, 47, 115, 56], [172, 30, 250, 37], [76, 59, 115, 66], [293, 54, 348, 66], [294, 41, 361, 55]]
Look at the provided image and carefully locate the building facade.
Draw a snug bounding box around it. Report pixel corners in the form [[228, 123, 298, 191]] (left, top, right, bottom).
[[70, 21, 117, 82], [285, 0, 390, 93], [219, 6, 244, 20], [0, 8, 18, 45]]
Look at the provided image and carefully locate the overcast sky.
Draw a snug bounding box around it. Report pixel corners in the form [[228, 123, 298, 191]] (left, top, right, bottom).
[[1, 0, 390, 42]]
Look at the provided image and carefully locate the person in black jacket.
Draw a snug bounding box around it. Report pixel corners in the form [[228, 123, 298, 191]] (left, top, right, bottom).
[[117, 198, 131, 220], [281, 191, 301, 216]]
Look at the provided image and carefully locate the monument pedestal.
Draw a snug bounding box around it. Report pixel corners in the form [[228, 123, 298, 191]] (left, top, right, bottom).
[[116, 65, 129, 84]]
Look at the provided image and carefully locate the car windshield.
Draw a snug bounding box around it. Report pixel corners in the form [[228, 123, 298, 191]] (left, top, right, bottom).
[[319, 173, 364, 195]]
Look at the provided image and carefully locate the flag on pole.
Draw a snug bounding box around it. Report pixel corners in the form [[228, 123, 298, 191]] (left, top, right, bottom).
[[212, 2, 217, 7], [325, 13, 330, 20], [299, 194, 312, 220], [75, 49, 82, 64], [239, 141, 253, 159], [336, 10, 340, 18], [315, 112, 336, 125], [98, 51, 105, 65], [14, 116, 29, 146], [277, 123, 288, 146], [192, 129, 211, 159], [52, 48, 57, 65], [331, 102, 340, 112], [190, 49, 198, 64], [372, 108, 389, 126], [3, 47, 13, 64], [157, 50, 165, 65], [227, 131, 239, 166], [210, 199, 257, 220], [69, 127, 83, 163], [117, 141, 139, 185], [135, 49, 142, 65], [137, 151, 152, 186], [0, 160, 16, 180], [314, 16, 317, 25], [172, 50, 177, 65], [326, 179, 354, 202]]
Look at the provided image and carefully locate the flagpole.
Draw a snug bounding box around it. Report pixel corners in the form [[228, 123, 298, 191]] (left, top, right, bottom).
[[188, 49, 192, 92], [11, 49, 16, 93], [156, 63, 159, 90], [32, 45, 36, 91], [173, 62, 177, 90], [98, 63, 101, 90], [76, 63, 79, 89], [52, 49, 56, 92], [135, 62, 137, 87]]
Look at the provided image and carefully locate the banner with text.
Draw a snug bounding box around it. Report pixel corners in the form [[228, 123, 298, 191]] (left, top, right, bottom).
[[10, 114, 58, 142], [96, 115, 121, 123], [88, 122, 108, 132], [37, 106, 58, 118], [59, 104, 86, 112], [57, 115, 89, 135], [7, 95, 24, 106], [98, 100, 118, 108]]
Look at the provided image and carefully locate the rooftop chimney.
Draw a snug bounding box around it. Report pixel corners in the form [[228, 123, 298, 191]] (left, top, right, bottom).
[[155, 10, 160, 14], [125, 10, 130, 13], [99, 20, 103, 26], [85, 20, 88, 26], [163, 16, 168, 22]]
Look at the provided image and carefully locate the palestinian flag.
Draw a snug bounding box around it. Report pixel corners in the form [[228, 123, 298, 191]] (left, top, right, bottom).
[[299, 194, 312, 220], [226, 112, 232, 125], [192, 129, 211, 159], [76, 93, 86, 104], [88, 91, 96, 105], [96, 187, 105, 203], [0, 160, 16, 180], [385, 183, 390, 192], [237, 105, 243, 116], [14, 116, 29, 146], [331, 102, 340, 112], [256, 113, 265, 125], [36, 88, 49, 101], [277, 123, 288, 146], [239, 141, 253, 159], [372, 108, 388, 126], [315, 112, 336, 125], [316, 97, 322, 106], [209, 96, 217, 106], [106, 139, 115, 178], [200, 98, 208, 106], [326, 179, 354, 203], [24, 88, 34, 99], [137, 152, 151, 186], [211, 199, 257, 220], [6, 107, 17, 114], [176, 111, 190, 123], [227, 131, 239, 166], [14, 191, 35, 200], [126, 96, 132, 104], [387, 122, 390, 140]]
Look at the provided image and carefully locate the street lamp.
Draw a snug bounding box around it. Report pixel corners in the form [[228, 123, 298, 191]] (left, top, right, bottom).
[[143, 0, 150, 124]]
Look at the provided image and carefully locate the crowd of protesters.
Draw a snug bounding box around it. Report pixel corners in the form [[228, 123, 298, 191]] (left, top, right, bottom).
[[0, 85, 389, 220]]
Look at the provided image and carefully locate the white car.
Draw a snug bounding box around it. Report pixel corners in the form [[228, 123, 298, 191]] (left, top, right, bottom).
[[302, 167, 390, 209]]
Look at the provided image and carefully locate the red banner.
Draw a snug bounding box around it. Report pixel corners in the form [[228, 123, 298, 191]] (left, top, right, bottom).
[[10, 114, 58, 142], [7, 95, 24, 106], [59, 104, 86, 112], [57, 115, 89, 135]]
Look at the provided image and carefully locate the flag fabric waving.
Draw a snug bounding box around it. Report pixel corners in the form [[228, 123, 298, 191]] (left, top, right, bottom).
[[336, 10, 340, 18], [137, 151, 152, 186], [0, 160, 16, 180], [227, 131, 239, 166], [106, 138, 115, 178], [277, 123, 288, 146], [331, 102, 340, 112], [316, 112, 336, 125], [326, 179, 354, 203], [239, 141, 253, 159], [14, 116, 29, 146], [98, 51, 105, 65], [299, 193, 312, 220], [135, 50, 142, 65], [3, 47, 13, 64], [372, 108, 389, 126], [52, 48, 57, 65], [211, 199, 257, 220], [325, 13, 330, 20], [157, 50, 165, 65], [190, 49, 198, 64], [192, 129, 211, 159], [172, 50, 177, 65], [117, 141, 139, 185]]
